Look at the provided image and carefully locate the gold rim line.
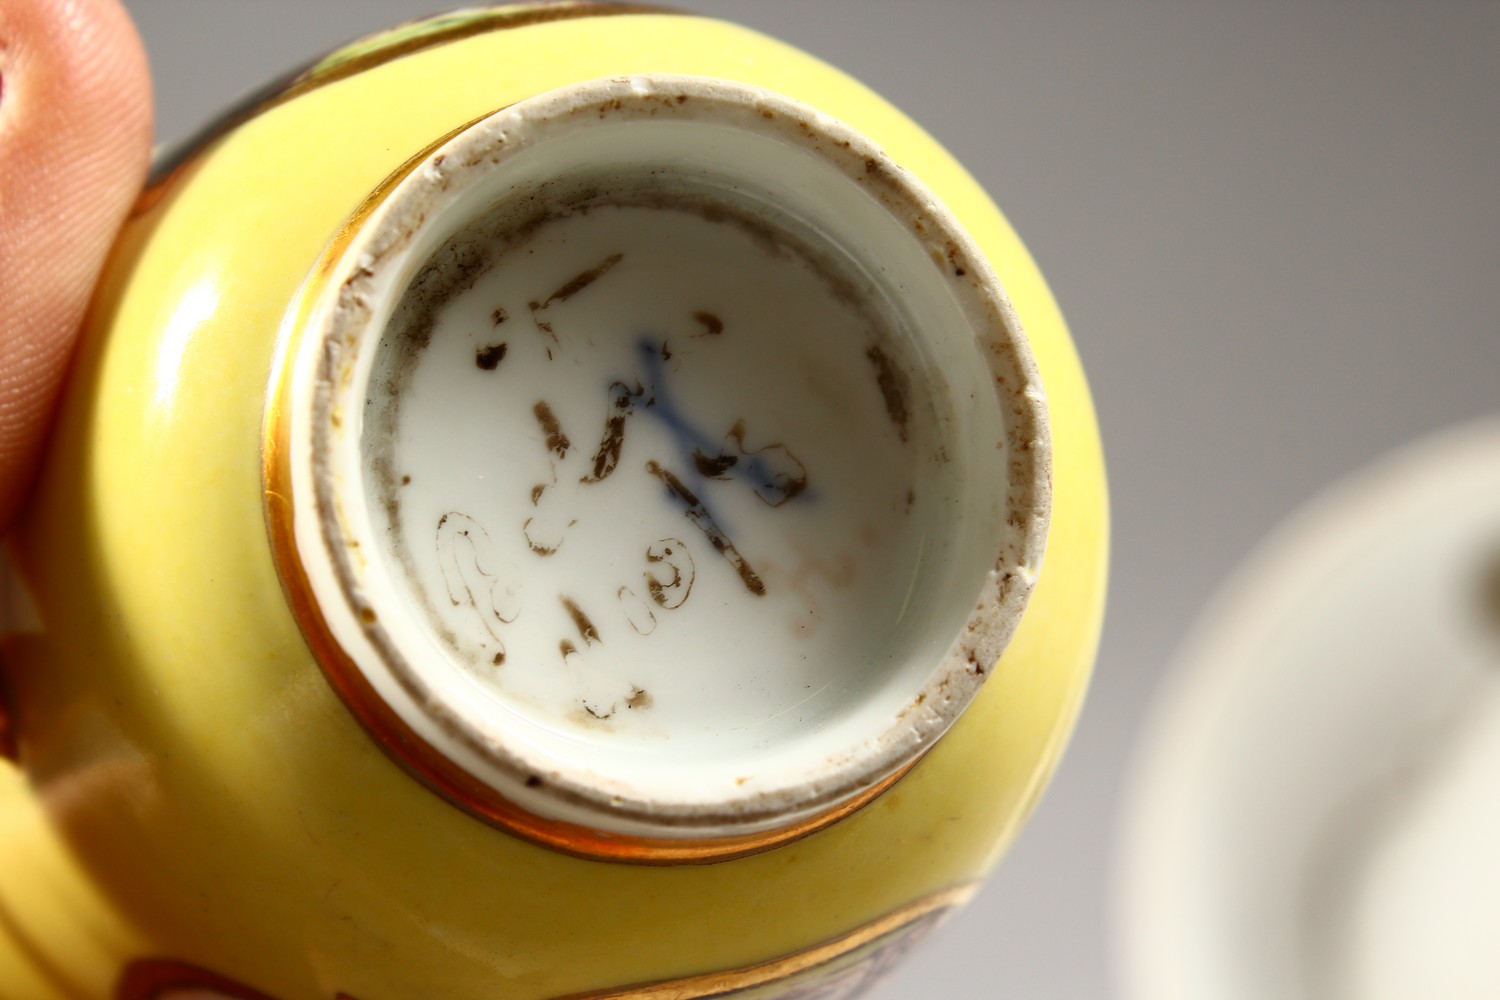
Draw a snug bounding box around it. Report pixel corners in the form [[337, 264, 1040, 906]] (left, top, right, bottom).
[[135, 2, 683, 215], [111, 885, 974, 999], [259, 103, 919, 867], [548, 883, 979, 999]]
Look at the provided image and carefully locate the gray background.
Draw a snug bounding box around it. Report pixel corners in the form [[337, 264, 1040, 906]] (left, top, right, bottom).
[[122, 2, 1500, 997]]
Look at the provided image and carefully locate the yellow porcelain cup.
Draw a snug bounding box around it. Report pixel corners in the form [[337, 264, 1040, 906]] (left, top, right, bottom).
[[0, 6, 1107, 999]]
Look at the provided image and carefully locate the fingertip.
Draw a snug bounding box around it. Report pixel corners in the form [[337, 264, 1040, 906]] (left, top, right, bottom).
[[0, 0, 154, 529]]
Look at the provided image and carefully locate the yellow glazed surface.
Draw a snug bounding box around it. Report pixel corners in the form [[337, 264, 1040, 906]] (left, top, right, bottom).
[[0, 7, 1107, 999]]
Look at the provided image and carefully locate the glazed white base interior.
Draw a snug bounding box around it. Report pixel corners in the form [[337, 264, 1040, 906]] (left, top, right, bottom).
[[286, 77, 1046, 838], [370, 193, 958, 763]]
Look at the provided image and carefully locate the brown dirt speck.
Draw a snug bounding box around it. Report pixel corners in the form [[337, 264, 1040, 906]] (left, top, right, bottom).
[[475, 342, 508, 370], [693, 449, 738, 478], [533, 400, 570, 459], [541, 252, 623, 305], [561, 596, 602, 645], [866, 345, 911, 442], [692, 311, 724, 336], [946, 242, 968, 276], [525, 520, 560, 556], [646, 460, 766, 596]]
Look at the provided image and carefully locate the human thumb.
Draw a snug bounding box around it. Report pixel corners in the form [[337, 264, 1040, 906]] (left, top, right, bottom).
[[0, 0, 152, 530]]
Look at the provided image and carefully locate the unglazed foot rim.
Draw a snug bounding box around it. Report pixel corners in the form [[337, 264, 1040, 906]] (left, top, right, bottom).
[[269, 75, 1050, 846]]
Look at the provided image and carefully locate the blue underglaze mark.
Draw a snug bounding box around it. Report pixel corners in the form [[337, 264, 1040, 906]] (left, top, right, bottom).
[[633, 337, 814, 510]]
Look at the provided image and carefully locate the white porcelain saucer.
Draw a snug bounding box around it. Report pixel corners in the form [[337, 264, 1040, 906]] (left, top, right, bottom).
[[1116, 419, 1500, 1000]]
